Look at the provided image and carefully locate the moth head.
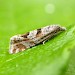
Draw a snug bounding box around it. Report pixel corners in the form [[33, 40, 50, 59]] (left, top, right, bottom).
[[51, 24, 66, 31]]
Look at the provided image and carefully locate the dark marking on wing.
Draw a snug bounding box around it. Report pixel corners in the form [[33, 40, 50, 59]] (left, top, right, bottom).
[[21, 32, 29, 38], [16, 44, 26, 51], [36, 28, 42, 37], [23, 38, 30, 41], [37, 28, 41, 34], [13, 49, 16, 53]]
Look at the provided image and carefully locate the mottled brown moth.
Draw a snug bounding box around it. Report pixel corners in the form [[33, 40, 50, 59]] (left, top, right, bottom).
[[9, 24, 66, 54]]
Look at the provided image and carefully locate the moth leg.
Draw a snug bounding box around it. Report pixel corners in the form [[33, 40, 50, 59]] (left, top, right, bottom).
[[42, 35, 50, 45], [42, 41, 46, 45]]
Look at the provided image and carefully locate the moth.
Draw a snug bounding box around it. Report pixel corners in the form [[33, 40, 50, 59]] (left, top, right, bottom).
[[9, 24, 66, 54]]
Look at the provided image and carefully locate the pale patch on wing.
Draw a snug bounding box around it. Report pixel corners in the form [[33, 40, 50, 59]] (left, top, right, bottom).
[[27, 30, 37, 39], [15, 49, 19, 53], [41, 25, 55, 35]]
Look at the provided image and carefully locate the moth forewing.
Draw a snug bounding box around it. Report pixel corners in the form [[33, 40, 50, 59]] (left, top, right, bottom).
[[9, 25, 66, 54]]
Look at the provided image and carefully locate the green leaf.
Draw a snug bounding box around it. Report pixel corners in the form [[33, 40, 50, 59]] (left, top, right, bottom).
[[0, 24, 75, 75], [65, 47, 75, 75]]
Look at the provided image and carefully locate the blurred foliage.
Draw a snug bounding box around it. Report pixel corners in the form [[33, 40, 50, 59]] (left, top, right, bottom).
[[0, 0, 75, 75]]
